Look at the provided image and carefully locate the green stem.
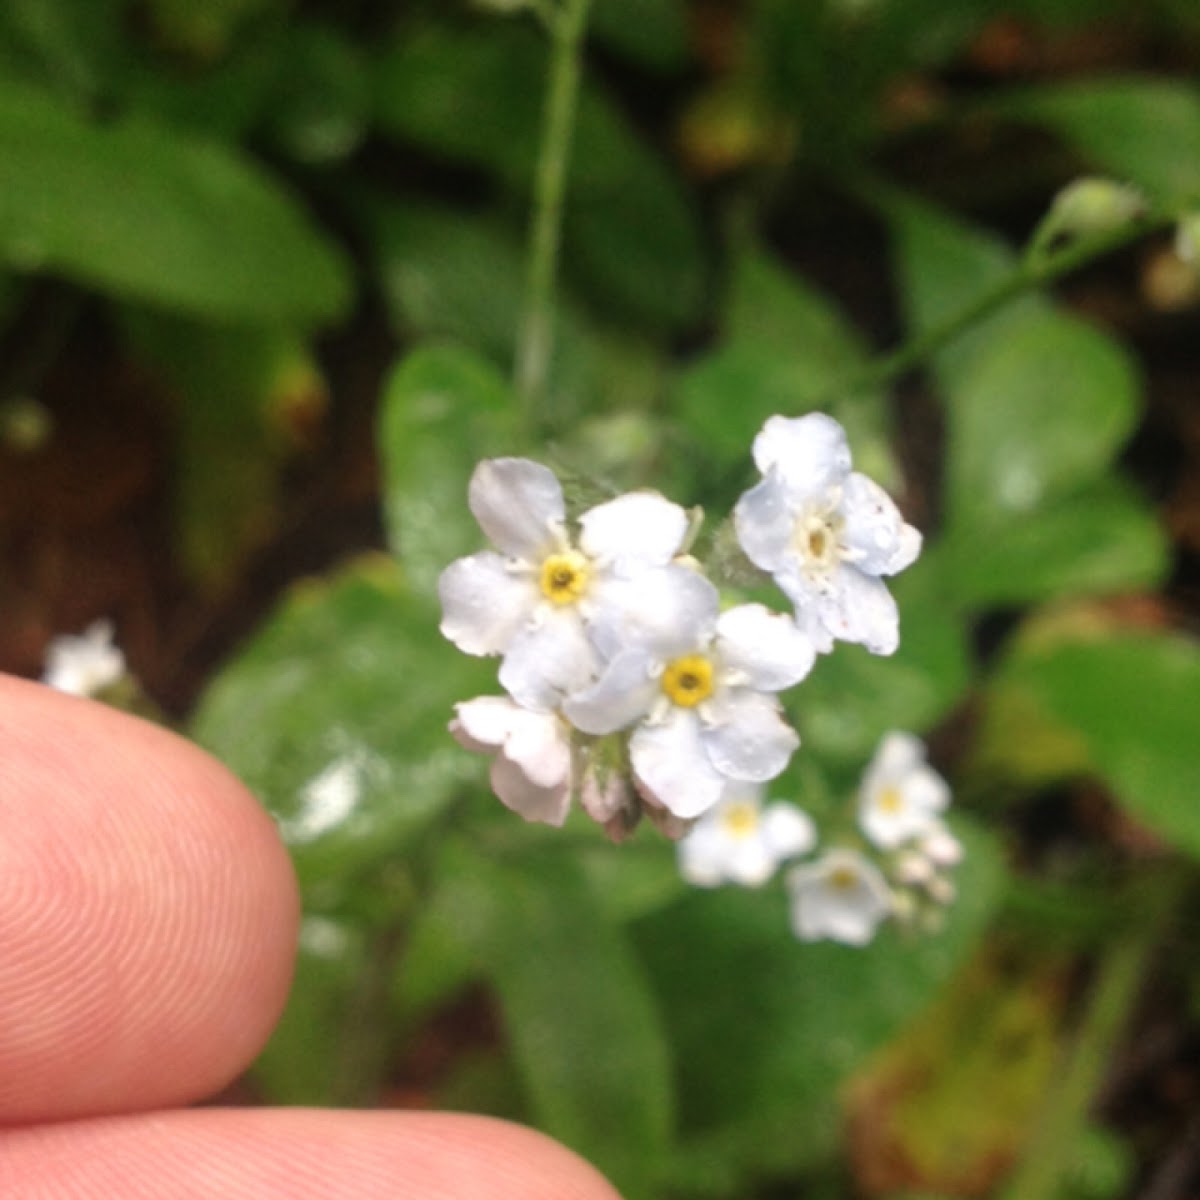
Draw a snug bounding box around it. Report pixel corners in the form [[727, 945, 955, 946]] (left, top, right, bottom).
[[514, 0, 592, 430], [819, 173, 1178, 405], [998, 867, 1189, 1200]]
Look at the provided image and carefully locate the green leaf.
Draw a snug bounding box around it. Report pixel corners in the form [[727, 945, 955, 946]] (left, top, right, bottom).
[[377, 345, 519, 598], [122, 311, 324, 584], [635, 818, 1003, 1182], [444, 840, 673, 1200], [0, 81, 351, 322], [937, 479, 1169, 609], [678, 248, 890, 479], [983, 629, 1200, 857], [253, 914, 374, 1104], [0, 0, 122, 103], [590, 0, 689, 72], [190, 556, 493, 896], [373, 21, 704, 330], [1000, 78, 1200, 205], [264, 22, 369, 165], [888, 196, 1049, 393], [945, 312, 1141, 531]]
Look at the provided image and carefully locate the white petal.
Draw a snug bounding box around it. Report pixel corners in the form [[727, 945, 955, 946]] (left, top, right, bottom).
[[752, 413, 851, 498], [502, 707, 572, 788], [499, 608, 598, 710], [578, 491, 689, 575], [702, 690, 799, 782], [733, 474, 794, 573], [490, 754, 571, 826], [632, 709, 729, 819], [787, 850, 892, 945], [468, 457, 564, 559], [840, 473, 922, 577], [869, 731, 926, 779], [563, 649, 660, 735], [761, 803, 817, 859], [586, 565, 719, 662], [715, 604, 816, 691], [813, 566, 900, 655], [439, 552, 537, 656], [677, 820, 735, 887], [723, 839, 778, 887], [920, 823, 964, 866], [450, 696, 522, 752]]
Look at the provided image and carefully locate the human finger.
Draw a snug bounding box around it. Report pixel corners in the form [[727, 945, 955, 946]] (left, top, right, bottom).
[[0, 1108, 623, 1199], [0, 674, 299, 1123]]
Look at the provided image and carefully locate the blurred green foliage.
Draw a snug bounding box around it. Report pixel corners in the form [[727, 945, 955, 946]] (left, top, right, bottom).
[[7, 0, 1200, 1196]]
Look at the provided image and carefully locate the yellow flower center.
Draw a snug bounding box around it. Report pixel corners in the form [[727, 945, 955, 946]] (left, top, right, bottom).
[[829, 865, 860, 891], [877, 785, 905, 814], [661, 654, 715, 708], [539, 551, 591, 606], [795, 513, 841, 571], [720, 801, 759, 839]]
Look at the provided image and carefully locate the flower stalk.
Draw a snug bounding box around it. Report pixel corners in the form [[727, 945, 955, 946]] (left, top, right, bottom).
[[514, 0, 594, 427]]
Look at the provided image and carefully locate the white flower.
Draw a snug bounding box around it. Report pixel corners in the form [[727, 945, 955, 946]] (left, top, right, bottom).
[[42, 619, 126, 697], [450, 696, 573, 826], [919, 822, 963, 867], [439, 458, 690, 709], [734, 413, 921, 655], [787, 848, 893, 946], [678, 782, 815, 887], [564, 573, 814, 819], [858, 732, 950, 851]]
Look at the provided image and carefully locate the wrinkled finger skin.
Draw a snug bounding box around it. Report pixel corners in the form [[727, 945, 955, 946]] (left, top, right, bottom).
[[0, 1110, 623, 1199], [0, 677, 623, 1200], [0, 674, 300, 1122]]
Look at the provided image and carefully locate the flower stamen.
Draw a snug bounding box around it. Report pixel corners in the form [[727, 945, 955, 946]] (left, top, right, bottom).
[[539, 551, 591, 606], [661, 654, 715, 708]]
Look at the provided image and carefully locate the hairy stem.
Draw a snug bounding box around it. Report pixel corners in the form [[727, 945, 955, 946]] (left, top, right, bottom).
[[514, 0, 593, 427]]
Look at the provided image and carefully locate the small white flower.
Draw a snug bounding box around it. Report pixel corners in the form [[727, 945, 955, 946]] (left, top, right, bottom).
[[734, 413, 921, 655], [564, 573, 814, 819], [678, 783, 815, 887], [42, 619, 126, 697], [858, 732, 950, 850], [787, 848, 892, 946], [450, 696, 573, 826], [439, 458, 690, 709], [919, 821, 964, 867]]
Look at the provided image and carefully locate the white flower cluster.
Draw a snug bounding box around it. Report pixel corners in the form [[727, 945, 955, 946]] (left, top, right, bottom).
[[677, 732, 961, 946], [440, 413, 921, 845], [41, 619, 127, 698]]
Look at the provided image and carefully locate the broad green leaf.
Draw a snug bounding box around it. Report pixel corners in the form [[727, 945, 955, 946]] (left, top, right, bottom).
[[1000, 78, 1200, 205], [888, 196, 1048, 393], [937, 478, 1169, 609], [0, 81, 351, 322], [794, 569, 973, 766], [191, 557, 493, 895], [982, 629, 1200, 858], [377, 345, 519, 598], [122, 311, 324, 584], [678, 248, 890, 479], [590, 0, 688, 71], [636, 818, 1003, 1182], [0, 0, 122, 103], [373, 21, 704, 330], [264, 22, 369, 165], [946, 312, 1141, 532], [253, 914, 374, 1105], [443, 840, 673, 1200]]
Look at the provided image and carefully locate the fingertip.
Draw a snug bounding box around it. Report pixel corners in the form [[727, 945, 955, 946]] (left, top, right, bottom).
[[0, 675, 300, 1121]]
